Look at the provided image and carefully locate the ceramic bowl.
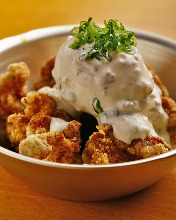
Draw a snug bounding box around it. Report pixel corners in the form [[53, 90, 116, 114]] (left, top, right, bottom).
[[0, 26, 176, 201]]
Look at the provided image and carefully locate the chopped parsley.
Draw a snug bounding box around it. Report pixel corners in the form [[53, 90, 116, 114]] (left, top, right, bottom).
[[69, 17, 137, 61], [92, 98, 104, 117]]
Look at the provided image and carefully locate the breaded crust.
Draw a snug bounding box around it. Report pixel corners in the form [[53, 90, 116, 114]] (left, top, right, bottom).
[[33, 56, 56, 90], [82, 124, 171, 165], [162, 96, 176, 148], [0, 62, 30, 121], [147, 65, 169, 97], [7, 92, 71, 150], [21, 91, 56, 119], [7, 113, 29, 151], [7, 91, 82, 164], [19, 121, 82, 164]]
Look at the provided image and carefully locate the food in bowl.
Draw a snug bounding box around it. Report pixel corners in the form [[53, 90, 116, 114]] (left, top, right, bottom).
[[1, 18, 176, 165]]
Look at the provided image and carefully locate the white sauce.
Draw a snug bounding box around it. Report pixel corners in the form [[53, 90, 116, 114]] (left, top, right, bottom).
[[38, 85, 79, 118], [50, 117, 69, 133], [43, 36, 171, 146], [142, 83, 170, 144], [100, 113, 157, 144]]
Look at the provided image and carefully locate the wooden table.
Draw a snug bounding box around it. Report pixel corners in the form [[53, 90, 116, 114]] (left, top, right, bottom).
[[0, 0, 176, 219]]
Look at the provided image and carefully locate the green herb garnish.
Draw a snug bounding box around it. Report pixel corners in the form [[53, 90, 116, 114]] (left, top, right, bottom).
[[92, 98, 104, 117], [69, 17, 137, 61]]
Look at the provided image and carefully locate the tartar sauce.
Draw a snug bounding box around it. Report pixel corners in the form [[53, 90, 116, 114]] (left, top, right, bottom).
[[41, 36, 171, 145]]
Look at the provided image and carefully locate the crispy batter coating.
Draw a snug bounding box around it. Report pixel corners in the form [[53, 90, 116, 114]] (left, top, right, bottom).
[[22, 92, 71, 135], [26, 113, 51, 137], [33, 56, 56, 90], [7, 113, 29, 151], [162, 96, 176, 148], [0, 62, 30, 121], [19, 121, 82, 164], [82, 124, 171, 165], [147, 65, 169, 97], [149, 66, 176, 148], [21, 91, 56, 119], [7, 92, 71, 150], [6, 91, 82, 164], [148, 66, 176, 148], [63, 120, 82, 145]]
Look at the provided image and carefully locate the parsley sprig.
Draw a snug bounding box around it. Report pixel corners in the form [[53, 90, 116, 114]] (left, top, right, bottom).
[[69, 17, 137, 61]]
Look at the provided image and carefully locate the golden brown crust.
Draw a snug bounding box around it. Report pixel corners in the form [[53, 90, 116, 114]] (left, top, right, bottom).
[[63, 120, 82, 145], [21, 91, 56, 119], [162, 96, 176, 148], [82, 124, 139, 165], [7, 91, 82, 164], [44, 121, 82, 163], [121, 136, 171, 158], [148, 66, 176, 148], [33, 56, 56, 90], [82, 124, 171, 165], [0, 62, 30, 121], [6, 92, 71, 150], [53, 109, 71, 122], [7, 113, 29, 151], [19, 121, 82, 164], [147, 64, 169, 97], [148, 65, 176, 147], [26, 113, 51, 136]]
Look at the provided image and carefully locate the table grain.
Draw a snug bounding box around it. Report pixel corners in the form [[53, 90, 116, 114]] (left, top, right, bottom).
[[0, 0, 176, 219]]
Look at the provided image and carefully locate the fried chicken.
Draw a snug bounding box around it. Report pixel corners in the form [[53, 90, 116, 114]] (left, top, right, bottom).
[[21, 91, 56, 119], [22, 91, 71, 136], [7, 113, 29, 151], [149, 65, 176, 147], [0, 62, 30, 122], [7, 91, 71, 147], [82, 68, 174, 165], [19, 121, 82, 164], [82, 124, 171, 165], [162, 96, 176, 148], [148, 66, 176, 148], [7, 91, 82, 164], [7, 92, 54, 149], [33, 56, 56, 90], [4, 61, 176, 165], [147, 64, 169, 97]]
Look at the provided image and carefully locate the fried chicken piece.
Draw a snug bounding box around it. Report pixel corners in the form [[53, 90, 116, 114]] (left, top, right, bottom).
[[6, 92, 55, 148], [82, 124, 139, 165], [147, 66, 176, 148], [21, 90, 69, 118], [162, 96, 176, 148], [33, 56, 56, 90], [22, 92, 71, 136], [7, 91, 74, 160], [19, 121, 82, 164], [147, 64, 169, 97], [7, 113, 30, 151], [82, 124, 171, 165], [26, 112, 52, 137], [83, 69, 174, 165], [52, 108, 71, 122], [0, 62, 30, 121], [21, 91, 56, 119], [63, 120, 82, 145], [6, 92, 56, 149]]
